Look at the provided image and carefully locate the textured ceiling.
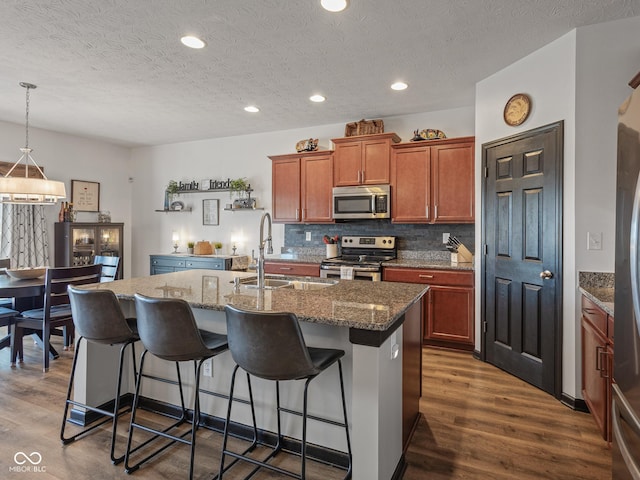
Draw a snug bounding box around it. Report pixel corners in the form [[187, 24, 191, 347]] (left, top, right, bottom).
[[0, 0, 639, 147]]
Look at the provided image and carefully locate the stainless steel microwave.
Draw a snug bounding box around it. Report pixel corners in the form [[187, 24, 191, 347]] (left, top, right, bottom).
[[332, 184, 390, 220]]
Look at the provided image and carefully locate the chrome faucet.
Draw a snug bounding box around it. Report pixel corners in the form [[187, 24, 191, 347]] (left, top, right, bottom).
[[257, 212, 273, 289]]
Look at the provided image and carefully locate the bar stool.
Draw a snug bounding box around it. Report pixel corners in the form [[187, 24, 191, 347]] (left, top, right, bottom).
[[61, 286, 139, 465], [124, 294, 228, 480], [220, 305, 352, 480]]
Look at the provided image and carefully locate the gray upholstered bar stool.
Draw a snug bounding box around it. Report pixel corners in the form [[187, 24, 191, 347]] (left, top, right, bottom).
[[220, 305, 352, 480], [61, 286, 139, 464], [124, 294, 228, 480]]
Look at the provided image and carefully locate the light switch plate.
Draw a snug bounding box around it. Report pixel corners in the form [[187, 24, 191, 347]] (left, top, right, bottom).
[[305, 232, 312, 241], [587, 232, 602, 251], [203, 358, 213, 377], [443, 233, 450, 244]]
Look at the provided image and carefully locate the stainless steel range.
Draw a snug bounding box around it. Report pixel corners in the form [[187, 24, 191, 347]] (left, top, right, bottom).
[[320, 235, 397, 281]]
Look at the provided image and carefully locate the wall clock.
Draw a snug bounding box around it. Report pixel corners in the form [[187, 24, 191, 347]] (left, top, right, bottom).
[[503, 93, 531, 126]]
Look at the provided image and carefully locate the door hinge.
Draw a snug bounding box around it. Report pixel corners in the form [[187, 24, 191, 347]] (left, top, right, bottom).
[[484, 166, 489, 178], [483, 321, 488, 333]]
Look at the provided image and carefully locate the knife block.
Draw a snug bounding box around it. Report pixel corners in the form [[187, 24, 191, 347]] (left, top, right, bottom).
[[451, 244, 473, 264]]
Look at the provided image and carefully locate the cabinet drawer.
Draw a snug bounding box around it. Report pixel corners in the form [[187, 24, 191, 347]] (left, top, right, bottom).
[[151, 258, 186, 268], [383, 267, 473, 286], [581, 295, 608, 336], [185, 259, 225, 270], [264, 261, 320, 277]]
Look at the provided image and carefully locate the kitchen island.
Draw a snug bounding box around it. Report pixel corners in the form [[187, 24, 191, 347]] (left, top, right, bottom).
[[76, 269, 427, 480]]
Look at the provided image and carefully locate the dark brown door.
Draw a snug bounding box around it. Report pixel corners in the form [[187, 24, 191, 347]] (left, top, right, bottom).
[[482, 122, 563, 397]]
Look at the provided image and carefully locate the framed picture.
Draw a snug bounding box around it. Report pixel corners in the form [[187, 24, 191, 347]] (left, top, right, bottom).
[[71, 180, 100, 212], [203, 199, 219, 225]]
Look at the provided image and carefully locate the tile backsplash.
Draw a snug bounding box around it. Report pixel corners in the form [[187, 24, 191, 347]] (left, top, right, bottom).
[[284, 221, 475, 253]]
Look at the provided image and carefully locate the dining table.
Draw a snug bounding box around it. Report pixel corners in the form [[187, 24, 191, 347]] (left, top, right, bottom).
[[0, 273, 46, 351]]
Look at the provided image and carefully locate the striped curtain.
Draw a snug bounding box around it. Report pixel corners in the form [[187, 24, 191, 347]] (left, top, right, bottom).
[[0, 204, 50, 268]]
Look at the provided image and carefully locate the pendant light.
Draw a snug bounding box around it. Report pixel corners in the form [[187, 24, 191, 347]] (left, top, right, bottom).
[[0, 82, 66, 205]]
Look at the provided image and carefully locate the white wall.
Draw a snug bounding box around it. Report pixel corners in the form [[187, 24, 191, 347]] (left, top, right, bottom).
[[128, 107, 475, 277], [475, 15, 640, 399], [0, 120, 132, 275]]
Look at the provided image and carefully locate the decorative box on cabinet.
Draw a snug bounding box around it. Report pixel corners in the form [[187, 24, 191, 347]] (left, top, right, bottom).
[[391, 136, 475, 223], [263, 261, 320, 277], [332, 132, 400, 186], [581, 295, 614, 442], [54, 222, 124, 279], [269, 150, 334, 224], [383, 267, 474, 350], [150, 255, 233, 275]]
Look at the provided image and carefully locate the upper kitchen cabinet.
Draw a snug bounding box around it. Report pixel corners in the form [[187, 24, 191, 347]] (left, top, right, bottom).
[[332, 133, 401, 186], [391, 136, 475, 224], [270, 150, 334, 224]]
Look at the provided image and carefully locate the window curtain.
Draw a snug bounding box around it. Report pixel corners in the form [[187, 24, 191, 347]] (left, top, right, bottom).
[[0, 204, 50, 268]]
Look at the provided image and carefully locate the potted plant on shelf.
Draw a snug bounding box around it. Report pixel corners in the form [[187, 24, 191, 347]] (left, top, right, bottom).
[[164, 180, 180, 210], [213, 242, 223, 254], [229, 178, 249, 198], [187, 241, 195, 254]]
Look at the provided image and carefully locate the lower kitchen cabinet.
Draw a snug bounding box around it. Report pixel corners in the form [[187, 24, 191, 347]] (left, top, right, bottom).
[[150, 255, 232, 275], [581, 295, 614, 442], [383, 267, 474, 350], [263, 261, 320, 277]]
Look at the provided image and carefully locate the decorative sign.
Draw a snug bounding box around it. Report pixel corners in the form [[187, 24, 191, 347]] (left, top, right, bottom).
[[203, 199, 219, 225], [71, 180, 100, 211]]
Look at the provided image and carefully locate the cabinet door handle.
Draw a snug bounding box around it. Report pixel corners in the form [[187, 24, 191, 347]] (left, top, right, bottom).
[[357, 171, 361, 183], [279, 267, 293, 271], [595, 345, 603, 372], [361, 170, 365, 183], [426, 205, 429, 218], [434, 205, 438, 218], [418, 274, 434, 279], [296, 208, 300, 221], [302, 208, 306, 219]]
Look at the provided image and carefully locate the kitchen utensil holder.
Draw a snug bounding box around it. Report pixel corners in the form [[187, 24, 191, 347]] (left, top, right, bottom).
[[451, 244, 473, 264]]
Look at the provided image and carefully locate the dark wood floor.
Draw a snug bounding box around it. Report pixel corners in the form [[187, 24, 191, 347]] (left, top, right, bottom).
[[0, 336, 611, 479]]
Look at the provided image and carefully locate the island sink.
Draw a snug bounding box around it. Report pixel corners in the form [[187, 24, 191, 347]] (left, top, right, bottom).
[[236, 275, 338, 290]]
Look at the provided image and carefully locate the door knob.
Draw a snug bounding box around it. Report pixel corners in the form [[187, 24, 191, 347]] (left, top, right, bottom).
[[540, 270, 554, 280]]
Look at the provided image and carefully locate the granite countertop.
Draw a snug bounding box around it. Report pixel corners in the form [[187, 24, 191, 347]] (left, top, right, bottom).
[[266, 252, 474, 271], [578, 271, 614, 316], [89, 269, 427, 332]]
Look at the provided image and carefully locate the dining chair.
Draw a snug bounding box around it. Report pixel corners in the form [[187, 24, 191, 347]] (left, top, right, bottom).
[[0, 258, 13, 309], [93, 255, 120, 282], [11, 264, 102, 372]]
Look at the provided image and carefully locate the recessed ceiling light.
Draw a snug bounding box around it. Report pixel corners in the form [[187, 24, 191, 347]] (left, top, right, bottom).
[[321, 0, 349, 12], [391, 81, 408, 91], [309, 94, 326, 103], [180, 36, 206, 49], [244, 106, 260, 113]]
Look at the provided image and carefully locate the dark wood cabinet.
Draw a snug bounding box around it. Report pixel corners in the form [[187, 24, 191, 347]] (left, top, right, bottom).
[[54, 222, 124, 279], [391, 136, 475, 224], [332, 133, 400, 186], [263, 261, 320, 277], [270, 151, 334, 223], [383, 267, 474, 349], [581, 295, 614, 442]]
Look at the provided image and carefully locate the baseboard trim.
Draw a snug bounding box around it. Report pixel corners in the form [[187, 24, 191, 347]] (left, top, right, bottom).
[[560, 393, 589, 413], [391, 453, 407, 480]]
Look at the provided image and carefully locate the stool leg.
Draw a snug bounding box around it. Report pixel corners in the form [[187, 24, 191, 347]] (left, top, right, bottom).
[[218, 364, 240, 479], [189, 359, 205, 480], [124, 349, 148, 474], [302, 378, 313, 480], [109, 341, 134, 464], [60, 337, 84, 443], [337, 359, 352, 478], [275, 380, 283, 453]]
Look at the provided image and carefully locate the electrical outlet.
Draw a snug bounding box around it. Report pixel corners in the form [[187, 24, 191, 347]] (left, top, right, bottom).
[[443, 233, 450, 244], [305, 231, 312, 241], [203, 358, 213, 377], [587, 232, 602, 251]]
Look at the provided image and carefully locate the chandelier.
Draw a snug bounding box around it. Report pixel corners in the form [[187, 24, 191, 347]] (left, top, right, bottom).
[[0, 82, 66, 204]]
